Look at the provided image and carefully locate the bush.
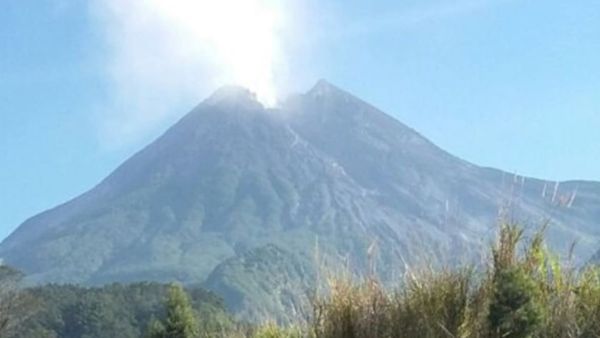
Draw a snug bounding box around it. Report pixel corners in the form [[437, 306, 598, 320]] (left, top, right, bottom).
[[488, 266, 543, 338]]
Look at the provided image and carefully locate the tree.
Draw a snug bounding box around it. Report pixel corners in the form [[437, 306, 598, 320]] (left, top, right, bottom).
[[145, 317, 166, 338], [0, 265, 35, 336], [160, 284, 200, 338], [488, 266, 543, 338]]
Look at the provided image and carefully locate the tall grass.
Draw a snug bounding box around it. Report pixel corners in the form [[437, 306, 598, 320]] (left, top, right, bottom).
[[278, 223, 600, 338]]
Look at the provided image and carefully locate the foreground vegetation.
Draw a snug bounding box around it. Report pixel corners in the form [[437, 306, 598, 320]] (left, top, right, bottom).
[[256, 224, 600, 338], [305, 224, 600, 338], [2, 224, 600, 337]]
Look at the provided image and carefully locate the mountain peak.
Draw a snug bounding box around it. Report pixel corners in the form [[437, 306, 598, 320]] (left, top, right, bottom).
[[307, 79, 342, 98], [206, 85, 262, 108]]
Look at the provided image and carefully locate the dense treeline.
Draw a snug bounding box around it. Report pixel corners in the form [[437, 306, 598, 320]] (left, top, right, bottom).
[[5, 282, 235, 338]]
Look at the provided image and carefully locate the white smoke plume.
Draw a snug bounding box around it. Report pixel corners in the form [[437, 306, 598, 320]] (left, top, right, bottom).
[[89, 0, 307, 146]]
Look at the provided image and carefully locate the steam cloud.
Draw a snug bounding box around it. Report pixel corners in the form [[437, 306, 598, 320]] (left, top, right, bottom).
[[89, 0, 305, 146]]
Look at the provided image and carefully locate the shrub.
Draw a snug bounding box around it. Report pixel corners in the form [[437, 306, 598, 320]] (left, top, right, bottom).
[[488, 266, 543, 338]]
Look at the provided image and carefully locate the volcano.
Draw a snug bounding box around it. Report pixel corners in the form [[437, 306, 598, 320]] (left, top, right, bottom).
[[2, 81, 600, 320]]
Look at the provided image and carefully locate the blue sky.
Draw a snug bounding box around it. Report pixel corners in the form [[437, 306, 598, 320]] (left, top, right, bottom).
[[1, 0, 599, 240]]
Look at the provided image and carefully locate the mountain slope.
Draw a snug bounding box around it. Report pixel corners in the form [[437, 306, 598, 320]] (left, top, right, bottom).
[[1, 81, 600, 315], [289, 81, 600, 256], [203, 244, 315, 323]]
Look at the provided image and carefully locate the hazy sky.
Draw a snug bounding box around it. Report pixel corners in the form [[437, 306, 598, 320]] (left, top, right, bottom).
[[1, 0, 599, 240]]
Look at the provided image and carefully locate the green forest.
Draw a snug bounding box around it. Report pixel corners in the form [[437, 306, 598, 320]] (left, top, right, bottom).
[[0, 273, 235, 338]]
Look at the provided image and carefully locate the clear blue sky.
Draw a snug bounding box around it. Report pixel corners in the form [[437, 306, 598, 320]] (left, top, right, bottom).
[[1, 0, 599, 240]]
